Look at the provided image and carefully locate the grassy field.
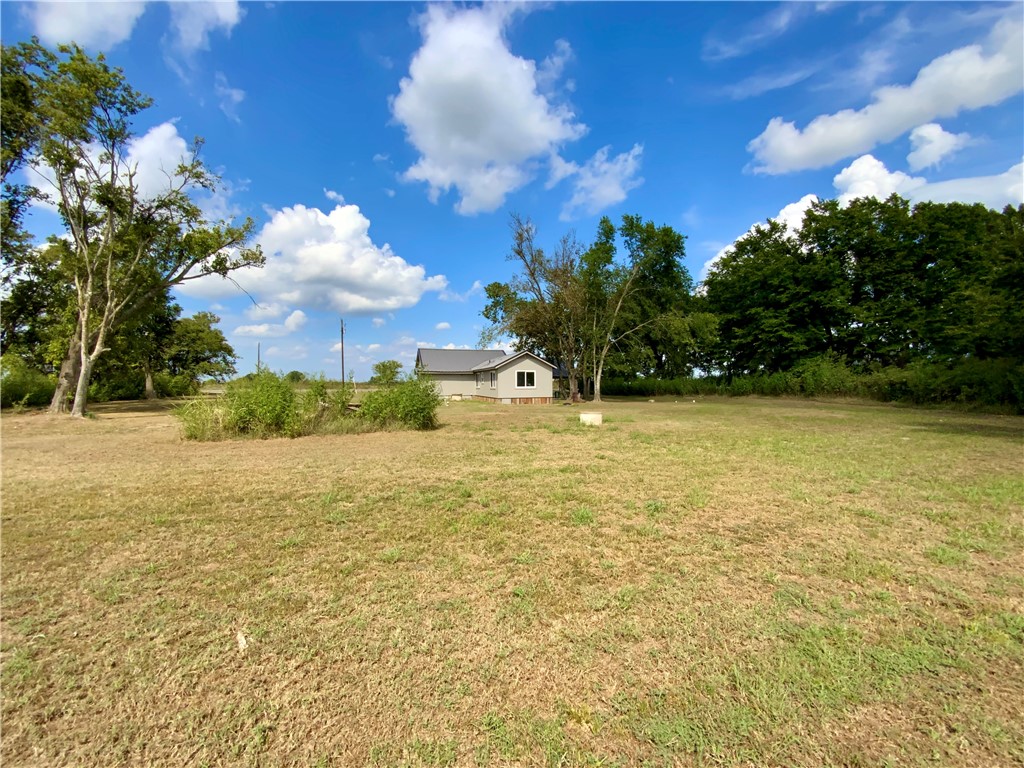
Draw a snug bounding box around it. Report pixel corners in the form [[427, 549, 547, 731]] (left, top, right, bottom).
[[1, 396, 1022, 767]]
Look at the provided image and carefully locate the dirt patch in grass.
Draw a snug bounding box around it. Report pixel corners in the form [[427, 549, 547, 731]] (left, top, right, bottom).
[[2, 397, 1022, 766]]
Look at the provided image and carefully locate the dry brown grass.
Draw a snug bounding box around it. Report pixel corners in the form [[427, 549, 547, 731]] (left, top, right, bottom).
[[2, 396, 1022, 766]]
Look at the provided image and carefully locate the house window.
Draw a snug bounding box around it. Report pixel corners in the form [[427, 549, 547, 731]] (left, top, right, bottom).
[[516, 370, 536, 388], [490, 372, 497, 388], [476, 373, 481, 389]]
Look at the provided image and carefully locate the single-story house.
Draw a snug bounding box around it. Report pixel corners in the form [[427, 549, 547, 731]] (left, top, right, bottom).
[[415, 348, 555, 404]]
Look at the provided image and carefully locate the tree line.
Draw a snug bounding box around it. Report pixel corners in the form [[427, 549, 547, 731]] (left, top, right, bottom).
[[484, 196, 1023, 409], [1, 40, 261, 414]]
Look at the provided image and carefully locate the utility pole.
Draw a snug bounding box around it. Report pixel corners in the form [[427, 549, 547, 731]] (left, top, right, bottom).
[[339, 318, 346, 382]]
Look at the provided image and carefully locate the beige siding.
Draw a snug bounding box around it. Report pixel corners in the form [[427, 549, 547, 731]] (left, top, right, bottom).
[[495, 357, 553, 400], [429, 373, 476, 398]]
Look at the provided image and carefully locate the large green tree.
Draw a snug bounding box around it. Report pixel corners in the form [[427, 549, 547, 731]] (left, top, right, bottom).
[[9, 41, 263, 416], [482, 214, 693, 401]]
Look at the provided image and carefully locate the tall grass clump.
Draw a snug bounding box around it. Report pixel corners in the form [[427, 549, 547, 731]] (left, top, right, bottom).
[[1, 354, 56, 408], [359, 374, 442, 430], [223, 367, 295, 436], [176, 369, 439, 440]]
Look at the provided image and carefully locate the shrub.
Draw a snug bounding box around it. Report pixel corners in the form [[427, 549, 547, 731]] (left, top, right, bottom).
[[284, 370, 306, 384], [0, 355, 56, 408], [176, 397, 229, 441], [359, 375, 441, 430], [155, 372, 199, 397], [793, 354, 858, 397], [89, 371, 145, 402], [176, 371, 371, 440], [223, 367, 295, 436]]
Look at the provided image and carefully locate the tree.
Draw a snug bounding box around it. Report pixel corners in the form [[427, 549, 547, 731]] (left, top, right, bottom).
[[482, 214, 693, 402], [581, 215, 691, 401], [369, 360, 402, 386], [14, 41, 263, 416], [164, 312, 237, 385], [1, 43, 44, 275], [482, 215, 586, 401]]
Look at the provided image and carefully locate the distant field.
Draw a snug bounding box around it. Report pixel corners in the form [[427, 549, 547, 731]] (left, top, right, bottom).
[[2, 397, 1022, 767]]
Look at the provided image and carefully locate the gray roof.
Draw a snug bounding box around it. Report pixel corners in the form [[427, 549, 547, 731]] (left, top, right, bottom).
[[416, 348, 506, 374], [470, 349, 555, 372]]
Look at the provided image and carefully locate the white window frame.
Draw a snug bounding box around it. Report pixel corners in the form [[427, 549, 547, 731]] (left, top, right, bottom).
[[490, 371, 497, 389], [475, 372, 481, 389], [516, 370, 536, 389]]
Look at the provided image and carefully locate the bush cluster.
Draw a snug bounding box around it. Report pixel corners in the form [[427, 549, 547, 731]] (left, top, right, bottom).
[[176, 368, 441, 441], [603, 355, 1024, 412], [0, 355, 56, 408], [359, 375, 442, 430]]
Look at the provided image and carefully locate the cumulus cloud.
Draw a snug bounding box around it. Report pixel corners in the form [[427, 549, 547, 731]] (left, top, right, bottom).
[[28, 1, 244, 60], [391, 4, 586, 215], [167, 0, 243, 55], [834, 154, 1023, 209], [28, 1, 148, 49], [439, 279, 483, 303], [906, 124, 971, 171], [748, 15, 1023, 173], [833, 155, 925, 205], [29, 121, 192, 210], [435, 321, 451, 331], [699, 194, 819, 282], [324, 188, 345, 204], [234, 309, 307, 338], [214, 72, 245, 122], [180, 203, 447, 314], [560, 144, 644, 221]]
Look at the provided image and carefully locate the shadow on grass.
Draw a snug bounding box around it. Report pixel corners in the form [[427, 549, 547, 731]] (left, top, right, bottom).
[[86, 398, 187, 416], [908, 419, 1024, 442]]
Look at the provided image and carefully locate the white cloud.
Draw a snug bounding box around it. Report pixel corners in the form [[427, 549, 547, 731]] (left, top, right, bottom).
[[29, 121, 191, 211], [906, 123, 971, 171], [234, 309, 307, 338], [29, 1, 148, 49], [725, 66, 817, 100], [180, 203, 448, 314], [435, 321, 451, 330], [537, 38, 574, 93], [391, 4, 586, 215], [167, 0, 243, 55], [324, 188, 345, 204], [366, 343, 381, 352], [699, 194, 818, 282], [372, 317, 386, 328], [244, 302, 289, 321], [833, 154, 1023, 210], [748, 15, 1023, 173], [833, 155, 925, 206], [214, 72, 245, 122], [372, 153, 390, 163], [439, 279, 483, 303], [703, 4, 813, 62], [383, 188, 396, 198], [264, 344, 307, 362], [560, 144, 644, 221]]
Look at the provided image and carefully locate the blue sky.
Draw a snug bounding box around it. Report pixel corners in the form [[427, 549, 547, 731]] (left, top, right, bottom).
[[5, 1, 1022, 380]]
